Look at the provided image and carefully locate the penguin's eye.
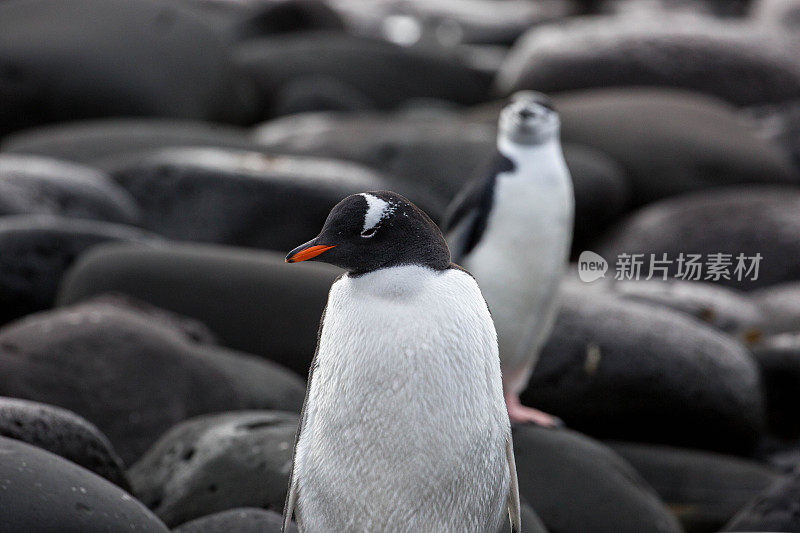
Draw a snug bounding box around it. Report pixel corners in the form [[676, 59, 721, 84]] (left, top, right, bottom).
[[361, 228, 377, 238]]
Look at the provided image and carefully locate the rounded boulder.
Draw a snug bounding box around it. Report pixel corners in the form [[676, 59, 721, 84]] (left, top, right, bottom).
[[523, 289, 765, 454], [107, 148, 394, 251], [129, 411, 298, 528], [0, 437, 169, 532], [0, 396, 129, 489], [0, 298, 305, 463], [596, 186, 800, 290]]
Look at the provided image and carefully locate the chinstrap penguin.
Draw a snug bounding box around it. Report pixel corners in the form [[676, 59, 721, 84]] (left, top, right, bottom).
[[444, 92, 574, 426], [283, 191, 520, 532]]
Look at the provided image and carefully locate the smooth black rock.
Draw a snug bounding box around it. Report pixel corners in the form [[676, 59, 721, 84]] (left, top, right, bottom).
[[609, 442, 781, 533], [746, 100, 800, 175], [0, 154, 140, 224], [758, 437, 800, 473], [603, 0, 749, 16], [173, 507, 296, 533], [234, 32, 493, 119], [58, 244, 338, 377], [750, 282, 800, 335], [0, 396, 129, 489], [0, 298, 305, 463], [596, 186, 800, 290], [751, 0, 800, 31], [523, 289, 765, 454], [722, 469, 800, 532], [328, 0, 576, 46], [512, 425, 682, 533], [552, 89, 797, 206], [0, 0, 256, 137], [253, 109, 497, 218], [87, 293, 220, 346], [129, 411, 298, 527], [1, 119, 261, 166], [178, 0, 344, 42], [107, 148, 394, 251], [0, 215, 156, 324], [495, 14, 800, 106], [750, 334, 800, 439], [0, 437, 169, 533], [608, 279, 766, 344]]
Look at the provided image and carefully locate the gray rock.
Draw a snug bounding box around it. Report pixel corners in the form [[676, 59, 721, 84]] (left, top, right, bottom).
[[233, 33, 492, 119], [327, 0, 576, 46], [0, 397, 128, 489], [0, 215, 157, 324], [495, 14, 800, 106], [129, 411, 298, 528], [608, 279, 766, 343], [173, 507, 296, 533], [751, 0, 800, 31], [0, 437, 169, 532], [86, 293, 219, 346], [513, 425, 682, 533], [750, 334, 800, 438], [722, 468, 800, 532], [523, 289, 765, 454], [596, 186, 800, 290], [602, 0, 749, 16], [553, 89, 797, 206], [1, 119, 260, 166], [252, 109, 497, 218], [746, 99, 800, 174], [57, 244, 339, 378], [108, 148, 395, 251], [758, 437, 800, 473], [750, 282, 800, 335], [0, 154, 140, 224], [0, 299, 305, 463], [0, 0, 256, 137], [609, 442, 781, 533], [177, 0, 344, 42]]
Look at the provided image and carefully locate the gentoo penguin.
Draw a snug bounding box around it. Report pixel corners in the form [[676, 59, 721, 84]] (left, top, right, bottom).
[[283, 191, 520, 532], [444, 92, 574, 426]]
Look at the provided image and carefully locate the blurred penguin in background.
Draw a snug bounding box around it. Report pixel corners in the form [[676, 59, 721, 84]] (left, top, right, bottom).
[[444, 92, 574, 426], [284, 191, 520, 532]]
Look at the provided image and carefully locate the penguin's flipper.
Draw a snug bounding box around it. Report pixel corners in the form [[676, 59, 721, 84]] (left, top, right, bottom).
[[506, 434, 522, 532], [283, 478, 298, 532], [442, 151, 512, 262], [283, 299, 333, 532]]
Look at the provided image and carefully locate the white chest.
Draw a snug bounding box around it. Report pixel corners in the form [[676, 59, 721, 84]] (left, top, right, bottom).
[[466, 140, 574, 284], [294, 265, 510, 531], [309, 266, 504, 430]]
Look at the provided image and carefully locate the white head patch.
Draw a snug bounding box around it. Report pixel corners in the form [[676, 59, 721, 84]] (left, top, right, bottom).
[[360, 193, 395, 236]]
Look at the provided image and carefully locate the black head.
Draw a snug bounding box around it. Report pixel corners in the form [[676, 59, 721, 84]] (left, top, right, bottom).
[[285, 191, 451, 276]]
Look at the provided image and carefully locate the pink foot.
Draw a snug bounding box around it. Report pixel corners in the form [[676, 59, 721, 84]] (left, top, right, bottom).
[[506, 394, 564, 428]]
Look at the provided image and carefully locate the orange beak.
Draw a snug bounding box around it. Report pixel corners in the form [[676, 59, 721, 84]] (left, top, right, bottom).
[[285, 244, 336, 263]]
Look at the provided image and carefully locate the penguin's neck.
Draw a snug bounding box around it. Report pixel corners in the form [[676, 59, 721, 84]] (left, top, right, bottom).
[[497, 134, 566, 180], [344, 264, 439, 300], [484, 132, 573, 235]]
